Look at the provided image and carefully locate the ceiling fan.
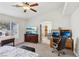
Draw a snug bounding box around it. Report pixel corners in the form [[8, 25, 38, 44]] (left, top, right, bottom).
[[13, 2, 38, 12]]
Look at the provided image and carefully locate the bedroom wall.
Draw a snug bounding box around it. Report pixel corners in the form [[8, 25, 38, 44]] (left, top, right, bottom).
[[70, 8, 79, 56], [26, 11, 71, 44], [0, 13, 28, 45], [27, 11, 71, 29]]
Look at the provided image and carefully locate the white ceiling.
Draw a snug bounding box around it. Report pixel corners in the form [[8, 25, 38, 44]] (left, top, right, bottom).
[[0, 2, 64, 19], [0, 2, 79, 19], [63, 2, 79, 16]]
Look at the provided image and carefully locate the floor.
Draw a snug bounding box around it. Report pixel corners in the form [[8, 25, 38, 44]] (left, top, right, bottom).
[[16, 42, 76, 57]]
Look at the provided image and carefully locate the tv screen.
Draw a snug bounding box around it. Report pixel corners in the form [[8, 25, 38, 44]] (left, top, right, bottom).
[[52, 32, 60, 37], [26, 26, 37, 34], [61, 31, 71, 38]]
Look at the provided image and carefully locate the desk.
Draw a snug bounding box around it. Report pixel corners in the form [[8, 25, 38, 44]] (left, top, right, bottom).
[[50, 36, 73, 50], [65, 38, 73, 50]]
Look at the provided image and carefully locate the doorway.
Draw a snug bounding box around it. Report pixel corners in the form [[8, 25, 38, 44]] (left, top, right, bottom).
[[40, 21, 52, 44]]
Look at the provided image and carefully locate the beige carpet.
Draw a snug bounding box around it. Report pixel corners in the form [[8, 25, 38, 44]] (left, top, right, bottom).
[[16, 42, 76, 57]]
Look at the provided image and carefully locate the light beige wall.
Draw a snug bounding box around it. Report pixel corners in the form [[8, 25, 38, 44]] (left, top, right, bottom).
[[27, 11, 71, 29], [70, 8, 79, 56], [26, 11, 71, 43], [0, 14, 28, 45]]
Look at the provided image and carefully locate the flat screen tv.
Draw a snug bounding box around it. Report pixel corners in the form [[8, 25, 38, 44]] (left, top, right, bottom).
[[26, 26, 38, 34]]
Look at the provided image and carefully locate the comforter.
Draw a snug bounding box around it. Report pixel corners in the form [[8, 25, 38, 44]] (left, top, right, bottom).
[[0, 46, 38, 57]]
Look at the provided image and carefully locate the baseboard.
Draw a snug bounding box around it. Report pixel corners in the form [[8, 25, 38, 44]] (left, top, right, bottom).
[[74, 51, 78, 57]]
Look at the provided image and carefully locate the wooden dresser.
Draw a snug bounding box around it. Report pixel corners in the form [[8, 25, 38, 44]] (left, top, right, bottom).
[[50, 36, 73, 50], [24, 34, 38, 43]]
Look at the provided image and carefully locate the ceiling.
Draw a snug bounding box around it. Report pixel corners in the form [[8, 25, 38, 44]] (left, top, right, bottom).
[[63, 2, 79, 16], [0, 2, 65, 19], [0, 2, 79, 19]]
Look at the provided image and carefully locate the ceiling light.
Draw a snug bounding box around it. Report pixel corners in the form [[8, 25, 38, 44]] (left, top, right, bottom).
[[23, 6, 30, 10]]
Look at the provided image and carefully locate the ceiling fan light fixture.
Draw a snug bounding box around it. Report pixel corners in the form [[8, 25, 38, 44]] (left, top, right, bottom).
[[13, 2, 38, 13], [23, 6, 30, 10]]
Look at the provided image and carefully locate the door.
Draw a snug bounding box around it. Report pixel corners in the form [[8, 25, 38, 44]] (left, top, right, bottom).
[[40, 24, 42, 43], [45, 25, 48, 37], [40, 21, 52, 44]]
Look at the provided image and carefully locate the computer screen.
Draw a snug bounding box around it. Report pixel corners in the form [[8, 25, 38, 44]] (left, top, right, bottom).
[[61, 31, 71, 38], [52, 32, 60, 37]]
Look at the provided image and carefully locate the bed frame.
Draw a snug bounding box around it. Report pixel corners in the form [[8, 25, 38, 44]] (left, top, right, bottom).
[[1, 38, 15, 46]]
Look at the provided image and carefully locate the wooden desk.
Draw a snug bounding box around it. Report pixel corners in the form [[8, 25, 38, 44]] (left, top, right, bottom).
[[50, 36, 73, 50], [50, 36, 61, 48]]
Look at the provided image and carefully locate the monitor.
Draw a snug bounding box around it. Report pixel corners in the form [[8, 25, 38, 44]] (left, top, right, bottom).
[[61, 31, 71, 38], [52, 32, 60, 37]]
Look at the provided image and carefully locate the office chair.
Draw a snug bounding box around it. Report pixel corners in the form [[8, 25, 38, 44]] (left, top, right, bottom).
[[52, 33, 66, 56]]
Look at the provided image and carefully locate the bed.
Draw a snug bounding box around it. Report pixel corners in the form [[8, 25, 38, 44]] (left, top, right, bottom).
[[0, 36, 14, 42], [0, 36, 15, 46], [0, 46, 38, 57]]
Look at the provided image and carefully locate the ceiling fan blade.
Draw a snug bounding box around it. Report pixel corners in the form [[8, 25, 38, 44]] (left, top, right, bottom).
[[12, 5, 23, 7], [30, 3, 38, 7], [25, 2, 29, 5], [22, 2, 29, 5], [30, 8, 37, 12]]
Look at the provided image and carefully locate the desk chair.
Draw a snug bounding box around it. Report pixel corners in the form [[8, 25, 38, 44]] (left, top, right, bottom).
[[51, 29, 73, 56], [51, 34, 66, 56]]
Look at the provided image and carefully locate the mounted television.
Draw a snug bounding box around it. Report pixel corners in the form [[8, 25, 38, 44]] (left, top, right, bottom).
[[26, 26, 38, 35], [52, 32, 60, 37]]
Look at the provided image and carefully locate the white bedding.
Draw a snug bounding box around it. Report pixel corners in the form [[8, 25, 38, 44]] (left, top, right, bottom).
[[0, 46, 38, 57]]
